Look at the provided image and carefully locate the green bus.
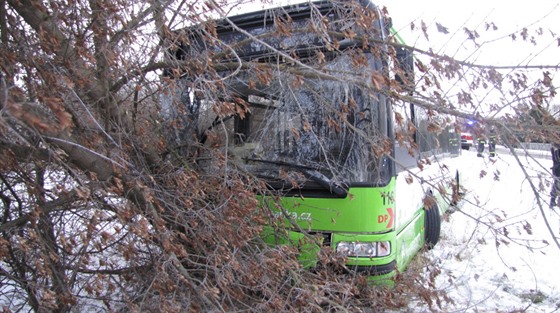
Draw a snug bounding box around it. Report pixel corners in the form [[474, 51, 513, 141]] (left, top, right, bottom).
[[166, 0, 460, 282]]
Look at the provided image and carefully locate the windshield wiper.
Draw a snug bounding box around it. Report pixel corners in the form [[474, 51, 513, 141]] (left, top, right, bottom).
[[244, 158, 348, 198]]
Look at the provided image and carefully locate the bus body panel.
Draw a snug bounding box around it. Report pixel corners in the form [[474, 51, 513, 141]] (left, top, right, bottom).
[[395, 209, 425, 272], [394, 173, 425, 232], [267, 179, 397, 234]]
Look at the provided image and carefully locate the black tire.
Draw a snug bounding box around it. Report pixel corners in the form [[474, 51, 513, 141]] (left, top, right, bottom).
[[424, 203, 441, 249]]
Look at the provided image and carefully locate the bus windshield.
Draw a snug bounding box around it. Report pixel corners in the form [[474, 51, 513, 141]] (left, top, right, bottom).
[[166, 0, 395, 193], [179, 53, 392, 191]]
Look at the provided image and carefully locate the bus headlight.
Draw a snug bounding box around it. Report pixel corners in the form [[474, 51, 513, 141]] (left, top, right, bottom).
[[336, 241, 391, 257], [377, 241, 391, 257]]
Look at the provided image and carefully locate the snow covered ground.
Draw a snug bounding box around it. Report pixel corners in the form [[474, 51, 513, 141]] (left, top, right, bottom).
[[422, 147, 560, 312]]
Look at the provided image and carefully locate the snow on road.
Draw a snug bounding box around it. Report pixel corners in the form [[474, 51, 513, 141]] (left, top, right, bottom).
[[423, 147, 560, 312]]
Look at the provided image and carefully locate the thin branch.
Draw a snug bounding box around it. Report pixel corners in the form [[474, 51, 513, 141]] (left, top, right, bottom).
[[43, 136, 131, 170], [507, 144, 560, 250]]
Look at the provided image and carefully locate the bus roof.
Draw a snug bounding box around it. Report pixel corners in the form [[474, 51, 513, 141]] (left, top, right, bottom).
[[171, 0, 387, 64]]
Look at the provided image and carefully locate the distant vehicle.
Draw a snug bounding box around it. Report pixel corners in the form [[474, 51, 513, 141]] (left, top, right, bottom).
[[461, 132, 474, 150]]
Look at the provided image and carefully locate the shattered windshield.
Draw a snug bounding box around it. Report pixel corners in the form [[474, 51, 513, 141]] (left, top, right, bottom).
[[173, 54, 393, 190]]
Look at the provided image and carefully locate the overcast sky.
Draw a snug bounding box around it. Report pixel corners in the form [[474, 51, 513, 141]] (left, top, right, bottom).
[[376, 0, 560, 67], [376, 0, 560, 112]]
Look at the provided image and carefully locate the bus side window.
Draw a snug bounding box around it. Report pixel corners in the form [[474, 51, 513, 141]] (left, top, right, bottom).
[[394, 144, 418, 174], [395, 46, 414, 88]]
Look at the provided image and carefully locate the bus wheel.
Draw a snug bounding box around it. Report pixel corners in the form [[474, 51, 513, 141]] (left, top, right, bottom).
[[424, 204, 441, 249]]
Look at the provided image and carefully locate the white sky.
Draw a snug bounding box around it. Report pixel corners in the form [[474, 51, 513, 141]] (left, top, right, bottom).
[[375, 0, 560, 114], [376, 0, 560, 67]]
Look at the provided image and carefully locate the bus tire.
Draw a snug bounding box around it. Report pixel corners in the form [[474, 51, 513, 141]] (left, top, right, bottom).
[[424, 203, 441, 249]]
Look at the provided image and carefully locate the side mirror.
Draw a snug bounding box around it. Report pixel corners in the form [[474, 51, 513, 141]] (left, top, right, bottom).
[[395, 46, 414, 87]]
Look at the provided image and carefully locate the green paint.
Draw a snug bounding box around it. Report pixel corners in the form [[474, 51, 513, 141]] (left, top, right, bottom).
[[268, 180, 397, 233]]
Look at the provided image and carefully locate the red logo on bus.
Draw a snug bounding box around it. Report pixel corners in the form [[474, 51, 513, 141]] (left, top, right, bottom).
[[377, 208, 394, 229]]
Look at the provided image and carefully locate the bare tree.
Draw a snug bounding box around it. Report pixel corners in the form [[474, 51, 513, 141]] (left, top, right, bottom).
[[0, 0, 558, 312]]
